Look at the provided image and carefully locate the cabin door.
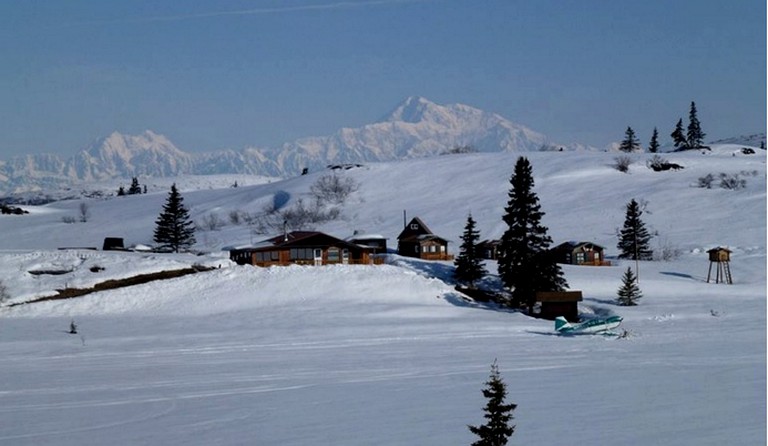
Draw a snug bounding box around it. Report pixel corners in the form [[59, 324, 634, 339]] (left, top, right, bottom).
[[313, 248, 323, 266]]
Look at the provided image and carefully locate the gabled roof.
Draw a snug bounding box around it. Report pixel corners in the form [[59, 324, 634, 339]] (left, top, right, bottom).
[[254, 231, 366, 251], [553, 241, 605, 251], [397, 217, 436, 240]]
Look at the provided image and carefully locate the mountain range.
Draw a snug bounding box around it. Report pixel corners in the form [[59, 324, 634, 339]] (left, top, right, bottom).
[[0, 96, 763, 197]]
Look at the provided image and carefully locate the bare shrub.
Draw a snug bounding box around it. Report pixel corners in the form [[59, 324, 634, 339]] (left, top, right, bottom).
[[613, 155, 632, 173], [310, 174, 359, 205], [78, 202, 90, 222], [198, 213, 225, 231], [647, 155, 684, 172], [229, 210, 242, 225], [654, 238, 683, 261], [719, 173, 747, 190], [61, 215, 77, 224], [0, 279, 10, 303], [697, 173, 715, 189]]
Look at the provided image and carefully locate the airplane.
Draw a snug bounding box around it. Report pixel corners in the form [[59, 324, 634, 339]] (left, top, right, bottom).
[[554, 315, 623, 335]]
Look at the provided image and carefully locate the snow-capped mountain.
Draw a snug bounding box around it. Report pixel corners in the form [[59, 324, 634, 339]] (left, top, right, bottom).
[[2, 98, 575, 196], [0, 97, 760, 198]]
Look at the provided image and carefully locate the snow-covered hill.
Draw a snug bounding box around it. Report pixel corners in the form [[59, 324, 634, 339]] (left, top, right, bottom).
[[0, 147, 764, 445]]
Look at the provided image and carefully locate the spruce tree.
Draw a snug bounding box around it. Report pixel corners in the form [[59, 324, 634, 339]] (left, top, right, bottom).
[[618, 126, 640, 153], [468, 360, 516, 446], [128, 177, 142, 195], [648, 127, 660, 153], [153, 183, 196, 253], [617, 199, 653, 260], [117, 186, 126, 196], [686, 101, 706, 150], [498, 157, 567, 310], [617, 266, 642, 306], [454, 214, 487, 289], [671, 118, 688, 150]]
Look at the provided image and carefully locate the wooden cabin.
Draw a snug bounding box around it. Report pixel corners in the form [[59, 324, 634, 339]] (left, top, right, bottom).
[[397, 217, 451, 261], [346, 232, 388, 254], [478, 239, 501, 260], [230, 231, 381, 267], [535, 291, 583, 322], [551, 241, 610, 266]]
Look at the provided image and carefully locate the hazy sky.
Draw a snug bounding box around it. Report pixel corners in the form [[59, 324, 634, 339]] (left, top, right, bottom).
[[0, 0, 765, 156]]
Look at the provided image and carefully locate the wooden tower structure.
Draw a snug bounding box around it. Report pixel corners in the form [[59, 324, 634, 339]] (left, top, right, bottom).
[[706, 247, 732, 284]]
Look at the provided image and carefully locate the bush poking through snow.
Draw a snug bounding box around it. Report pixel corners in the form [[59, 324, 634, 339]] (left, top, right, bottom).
[[310, 173, 359, 205], [719, 173, 747, 190], [0, 280, 9, 304], [646, 155, 684, 172], [613, 155, 632, 173], [198, 212, 225, 231]]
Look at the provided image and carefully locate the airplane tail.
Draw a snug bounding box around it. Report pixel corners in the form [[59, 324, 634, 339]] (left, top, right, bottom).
[[554, 316, 571, 332]]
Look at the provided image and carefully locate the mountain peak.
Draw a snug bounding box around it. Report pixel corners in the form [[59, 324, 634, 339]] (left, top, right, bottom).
[[383, 96, 443, 124]]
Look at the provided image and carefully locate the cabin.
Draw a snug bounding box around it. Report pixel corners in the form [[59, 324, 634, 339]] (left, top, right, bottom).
[[397, 217, 451, 261], [346, 232, 388, 254], [535, 291, 583, 322], [102, 237, 126, 251], [230, 231, 381, 267], [478, 239, 501, 260], [551, 241, 610, 266]]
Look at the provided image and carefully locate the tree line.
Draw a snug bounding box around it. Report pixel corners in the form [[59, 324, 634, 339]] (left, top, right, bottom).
[[619, 101, 708, 153]]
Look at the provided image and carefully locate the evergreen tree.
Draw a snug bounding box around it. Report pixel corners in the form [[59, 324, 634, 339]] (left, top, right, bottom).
[[618, 126, 641, 153], [648, 127, 660, 153], [617, 199, 653, 260], [117, 186, 126, 196], [671, 118, 688, 150], [128, 177, 142, 195], [686, 101, 706, 150], [498, 157, 567, 310], [468, 360, 516, 446], [454, 214, 487, 288], [153, 183, 196, 253], [617, 267, 642, 306]]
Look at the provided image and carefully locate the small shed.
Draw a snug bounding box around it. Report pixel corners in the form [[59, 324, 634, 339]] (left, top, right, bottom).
[[707, 247, 733, 284], [535, 291, 583, 322], [708, 247, 731, 262], [346, 232, 388, 254], [102, 237, 126, 251]]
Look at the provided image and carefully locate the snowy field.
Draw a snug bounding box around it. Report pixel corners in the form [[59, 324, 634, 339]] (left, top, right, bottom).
[[0, 147, 765, 445]]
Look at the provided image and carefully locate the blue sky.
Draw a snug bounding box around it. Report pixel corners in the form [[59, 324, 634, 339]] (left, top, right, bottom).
[[0, 0, 765, 156]]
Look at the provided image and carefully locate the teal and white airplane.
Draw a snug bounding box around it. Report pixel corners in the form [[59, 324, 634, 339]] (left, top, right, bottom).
[[554, 315, 623, 335]]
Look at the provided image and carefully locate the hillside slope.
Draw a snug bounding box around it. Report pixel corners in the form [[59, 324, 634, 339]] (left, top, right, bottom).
[[0, 146, 764, 445]]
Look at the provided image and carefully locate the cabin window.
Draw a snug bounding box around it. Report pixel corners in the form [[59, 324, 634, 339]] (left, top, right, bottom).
[[255, 251, 279, 262], [576, 252, 585, 264], [429, 245, 437, 253], [410, 223, 419, 230], [290, 248, 314, 260], [414, 246, 420, 253], [327, 248, 340, 262], [594, 252, 600, 260], [440, 245, 445, 253]]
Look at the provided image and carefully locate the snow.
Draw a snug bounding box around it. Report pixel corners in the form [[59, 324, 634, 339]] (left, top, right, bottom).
[[0, 146, 764, 445]]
